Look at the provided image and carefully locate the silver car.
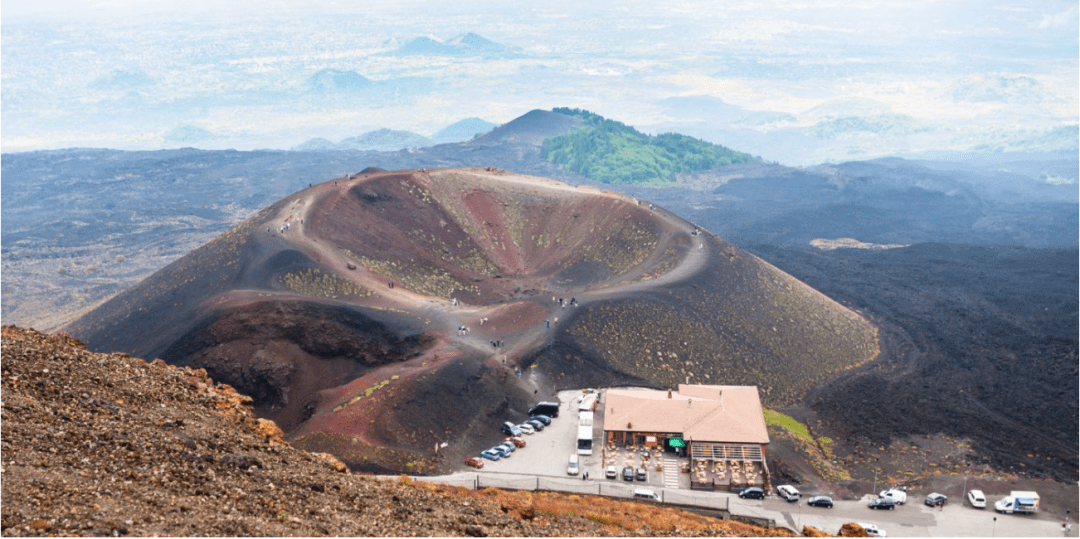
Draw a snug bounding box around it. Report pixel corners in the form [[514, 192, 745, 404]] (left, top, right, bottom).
[[776, 484, 801, 502]]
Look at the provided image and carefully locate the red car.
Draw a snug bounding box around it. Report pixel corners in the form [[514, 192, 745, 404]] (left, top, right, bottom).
[[465, 457, 484, 469], [504, 436, 526, 448]]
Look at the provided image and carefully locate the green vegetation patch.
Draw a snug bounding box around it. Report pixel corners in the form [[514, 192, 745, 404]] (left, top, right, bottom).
[[542, 108, 760, 185], [763, 409, 812, 444], [764, 409, 849, 481]]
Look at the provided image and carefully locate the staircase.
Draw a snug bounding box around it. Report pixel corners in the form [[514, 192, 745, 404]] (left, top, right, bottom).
[[663, 454, 680, 489]]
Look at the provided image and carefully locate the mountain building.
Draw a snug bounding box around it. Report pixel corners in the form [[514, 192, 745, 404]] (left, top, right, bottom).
[[603, 384, 770, 491]]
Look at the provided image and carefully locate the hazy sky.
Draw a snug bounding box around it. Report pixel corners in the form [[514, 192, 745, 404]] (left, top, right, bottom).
[[2, 0, 1076, 160]]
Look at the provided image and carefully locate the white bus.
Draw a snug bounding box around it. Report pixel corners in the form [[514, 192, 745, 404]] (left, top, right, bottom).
[[577, 411, 594, 455]]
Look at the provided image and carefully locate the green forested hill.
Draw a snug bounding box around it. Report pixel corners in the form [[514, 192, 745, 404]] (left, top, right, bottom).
[[541, 107, 760, 184]]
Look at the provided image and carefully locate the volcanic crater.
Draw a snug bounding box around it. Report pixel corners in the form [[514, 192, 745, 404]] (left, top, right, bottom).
[[67, 168, 879, 473]]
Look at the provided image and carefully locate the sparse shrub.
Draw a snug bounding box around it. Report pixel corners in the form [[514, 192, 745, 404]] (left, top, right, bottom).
[[280, 268, 372, 299]]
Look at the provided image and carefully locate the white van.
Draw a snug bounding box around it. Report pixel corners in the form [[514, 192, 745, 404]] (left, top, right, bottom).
[[633, 488, 660, 501], [567, 454, 579, 475], [878, 488, 907, 504]]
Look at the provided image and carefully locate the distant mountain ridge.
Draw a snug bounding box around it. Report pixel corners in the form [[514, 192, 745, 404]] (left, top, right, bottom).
[[646, 95, 1079, 165], [433, 117, 498, 144], [291, 118, 500, 152], [307, 69, 373, 92], [386, 32, 522, 57], [292, 129, 434, 151]]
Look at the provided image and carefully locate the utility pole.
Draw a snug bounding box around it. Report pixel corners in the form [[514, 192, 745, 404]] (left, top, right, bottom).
[[797, 501, 802, 532]]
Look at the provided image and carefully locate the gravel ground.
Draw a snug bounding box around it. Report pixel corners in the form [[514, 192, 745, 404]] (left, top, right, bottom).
[[1, 326, 785, 537]]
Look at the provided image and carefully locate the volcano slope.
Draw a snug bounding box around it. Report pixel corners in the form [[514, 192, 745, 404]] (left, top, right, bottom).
[[66, 167, 878, 473]]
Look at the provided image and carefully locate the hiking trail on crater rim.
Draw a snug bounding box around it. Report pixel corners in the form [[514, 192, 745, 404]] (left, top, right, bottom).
[[64, 167, 878, 474]]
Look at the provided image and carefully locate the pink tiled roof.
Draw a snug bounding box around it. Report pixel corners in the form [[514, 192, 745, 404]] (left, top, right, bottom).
[[602, 385, 769, 444]]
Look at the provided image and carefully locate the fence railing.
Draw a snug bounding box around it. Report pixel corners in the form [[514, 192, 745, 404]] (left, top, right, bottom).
[[408, 472, 782, 529]]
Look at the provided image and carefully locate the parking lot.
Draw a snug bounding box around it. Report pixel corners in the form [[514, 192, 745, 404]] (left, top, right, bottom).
[[473, 390, 605, 478]]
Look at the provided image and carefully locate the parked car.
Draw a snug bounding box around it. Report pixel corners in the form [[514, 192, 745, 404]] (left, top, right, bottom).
[[777, 484, 801, 502], [465, 456, 484, 469], [967, 489, 986, 508], [528, 402, 560, 418], [879, 488, 907, 504], [504, 436, 526, 448], [857, 523, 887, 537], [605, 465, 618, 479], [633, 488, 660, 501], [490, 445, 512, 458], [480, 449, 501, 461], [525, 419, 545, 431], [622, 466, 634, 481], [807, 496, 833, 508], [738, 487, 765, 499], [516, 423, 535, 435], [496, 442, 515, 454], [530, 414, 552, 425], [925, 493, 948, 507], [868, 497, 898, 510], [501, 421, 522, 437], [567, 454, 579, 476], [635, 467, 647, 481]]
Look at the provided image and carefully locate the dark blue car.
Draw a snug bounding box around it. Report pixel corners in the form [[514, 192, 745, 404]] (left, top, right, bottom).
[[868, 497, 897, 510], [530, 414, 552, 425]]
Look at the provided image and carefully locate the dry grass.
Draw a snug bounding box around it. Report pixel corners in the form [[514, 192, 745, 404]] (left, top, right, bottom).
[[341, 248, 478, 299]]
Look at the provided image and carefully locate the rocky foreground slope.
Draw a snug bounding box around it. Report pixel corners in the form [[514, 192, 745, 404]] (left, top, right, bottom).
[[1, 326, 803, 537]]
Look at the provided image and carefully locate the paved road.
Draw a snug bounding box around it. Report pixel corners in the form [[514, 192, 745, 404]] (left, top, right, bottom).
[[420, 470, 1075, 538], [753, 495, 1074, 537]]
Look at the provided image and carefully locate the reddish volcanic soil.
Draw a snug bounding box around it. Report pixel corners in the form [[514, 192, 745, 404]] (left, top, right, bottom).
[[65, 168, 879, 473]]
